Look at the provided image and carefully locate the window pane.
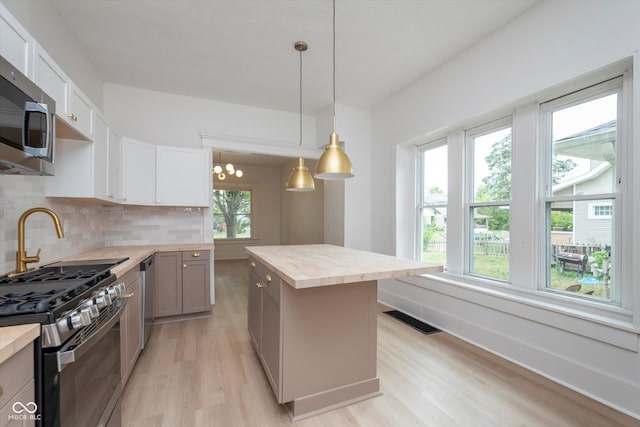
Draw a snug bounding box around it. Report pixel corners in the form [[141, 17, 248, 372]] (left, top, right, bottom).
[[551, 94, 617, 195], [470, 206, 509, 280], [213, 189, 252, 239], [421, 207, 446, 267], [473, 127, 512, 202], [422, 144, 447, 203], [547, 200, 613, 300]]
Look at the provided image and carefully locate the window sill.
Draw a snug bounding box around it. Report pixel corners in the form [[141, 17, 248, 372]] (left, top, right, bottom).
[[213, 238, 260, 245], [394, 271, 638, 351]]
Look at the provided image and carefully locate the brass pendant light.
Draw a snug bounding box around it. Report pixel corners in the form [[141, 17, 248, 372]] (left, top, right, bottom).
[[285, 41, 315, 191], [314, 0, 354, 180]]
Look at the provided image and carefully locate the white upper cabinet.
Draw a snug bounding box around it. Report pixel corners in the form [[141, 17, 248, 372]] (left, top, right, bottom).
[[121, 137, 156, 205], [67, 80, 94, 139], [107, 128, 122, 202], [93, 112, 109, 200], [33, 42, 93, 141], [44, 138, 94, 198], [0, 3, 33, 78], [156, 146, 211, 207]]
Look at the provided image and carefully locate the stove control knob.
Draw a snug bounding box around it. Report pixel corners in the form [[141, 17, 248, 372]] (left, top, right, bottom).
[[84, 294, 112, 310], [81, 305, 100, 319], [58, 311, 91, 331], [106, 283, 124, 298]]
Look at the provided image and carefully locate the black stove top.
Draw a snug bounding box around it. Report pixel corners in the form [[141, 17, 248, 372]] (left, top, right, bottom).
[[0, 258, 128, 321]]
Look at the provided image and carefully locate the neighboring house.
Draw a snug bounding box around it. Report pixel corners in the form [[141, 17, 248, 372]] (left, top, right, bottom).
[[552, 120, 615, 246]]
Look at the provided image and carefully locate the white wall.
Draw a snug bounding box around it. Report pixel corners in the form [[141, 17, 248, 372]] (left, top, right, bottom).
[[373, 0, 640, 419], [315, 104, 373, 250], [104, 83, 317, 151]]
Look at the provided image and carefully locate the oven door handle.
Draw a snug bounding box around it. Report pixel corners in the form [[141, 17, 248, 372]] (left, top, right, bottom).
[[57, 299, 127, 372]]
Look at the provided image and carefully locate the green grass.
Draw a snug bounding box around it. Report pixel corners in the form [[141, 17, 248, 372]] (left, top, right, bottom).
[[422, 252, 608, 298]]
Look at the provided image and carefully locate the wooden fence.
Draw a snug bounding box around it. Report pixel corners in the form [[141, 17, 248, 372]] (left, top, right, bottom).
[[425, 241, 510, 257], [425, 242, 607, 262]]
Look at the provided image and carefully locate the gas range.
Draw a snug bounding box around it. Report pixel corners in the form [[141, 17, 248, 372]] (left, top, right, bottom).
[[0, 258, 128, 346], [0, 257, 129, 426]]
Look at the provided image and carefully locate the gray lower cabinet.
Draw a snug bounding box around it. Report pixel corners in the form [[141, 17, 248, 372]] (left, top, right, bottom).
[[248, 265, 281, 396], [120, 267, 142, 386], [247, 255, 379, 421], [155, 251, 211, 318], [0, 343, 35, 426]]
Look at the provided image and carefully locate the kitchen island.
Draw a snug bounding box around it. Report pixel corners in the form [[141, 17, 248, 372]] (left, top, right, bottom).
[[245, 244, 442, 421]]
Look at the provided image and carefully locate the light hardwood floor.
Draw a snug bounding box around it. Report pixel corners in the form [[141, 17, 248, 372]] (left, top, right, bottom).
[[121, 260, 640, 426]]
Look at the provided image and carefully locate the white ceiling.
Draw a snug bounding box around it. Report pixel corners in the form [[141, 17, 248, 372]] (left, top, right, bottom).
[[50, 0, 538, 115]]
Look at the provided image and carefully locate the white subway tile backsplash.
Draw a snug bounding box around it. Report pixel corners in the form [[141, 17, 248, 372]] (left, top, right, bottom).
[[1, 176, 208, 274]]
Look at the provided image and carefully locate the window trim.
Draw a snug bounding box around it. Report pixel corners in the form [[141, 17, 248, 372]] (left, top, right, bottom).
[[539, 76, 627, 306], [464, 117, 513, 282], [416, 138, 448, 261]]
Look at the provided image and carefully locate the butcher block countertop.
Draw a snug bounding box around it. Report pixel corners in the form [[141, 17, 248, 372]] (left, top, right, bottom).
[[0, 324, 39, 365], [246, 244, 442, 289], [60, 244, 213, 278]]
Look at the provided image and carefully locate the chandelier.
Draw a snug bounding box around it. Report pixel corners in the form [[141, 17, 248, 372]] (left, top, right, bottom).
[[213, 152, 243, 180]]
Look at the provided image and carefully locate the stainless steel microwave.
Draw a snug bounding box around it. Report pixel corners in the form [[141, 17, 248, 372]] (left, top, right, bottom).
[[0, 54, 55, 175]]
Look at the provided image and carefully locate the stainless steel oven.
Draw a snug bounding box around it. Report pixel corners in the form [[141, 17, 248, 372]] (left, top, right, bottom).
[[0, 258, 129, 427], [43, 299, 126, 427]]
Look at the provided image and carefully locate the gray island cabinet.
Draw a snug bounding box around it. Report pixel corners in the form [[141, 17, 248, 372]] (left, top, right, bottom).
[[246, 244, 442, 421]]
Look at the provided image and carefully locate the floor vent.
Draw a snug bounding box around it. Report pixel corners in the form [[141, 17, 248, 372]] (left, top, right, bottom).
[[383, 310, 441, 335]]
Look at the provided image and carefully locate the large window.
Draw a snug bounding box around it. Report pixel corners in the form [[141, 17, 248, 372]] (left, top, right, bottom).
[[541, 79, 621, 302], [412, 63, 632, 310], [466, 120, 512, 281], [213, 187, 253, 239], [418, 140, 447, 267]]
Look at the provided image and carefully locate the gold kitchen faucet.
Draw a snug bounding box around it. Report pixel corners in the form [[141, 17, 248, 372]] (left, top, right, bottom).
[[15, 207, 64, 274]]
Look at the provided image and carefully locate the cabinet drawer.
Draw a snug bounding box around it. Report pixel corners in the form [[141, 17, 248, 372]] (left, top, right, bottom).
[[0, 343, 34, 410], [181, 250, 210, 261], [0, 378, 35, 427], [249, 257, 280, 303]]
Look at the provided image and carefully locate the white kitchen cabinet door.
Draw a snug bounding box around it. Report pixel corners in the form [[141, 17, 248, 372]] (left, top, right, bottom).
[[44, 138, 94, 198], [33, 41, 91, 141], [67, 80, 94, 140], [93, 112, 109, 200], [33, 41, 68, 113], [156, 146, 210, 207], [121, 137, 156, 205], [107, 129, 122, 202], [0, 3, 33, 78]]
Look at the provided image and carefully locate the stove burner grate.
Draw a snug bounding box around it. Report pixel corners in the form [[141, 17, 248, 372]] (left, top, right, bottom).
[[0, 288, 67, 316]]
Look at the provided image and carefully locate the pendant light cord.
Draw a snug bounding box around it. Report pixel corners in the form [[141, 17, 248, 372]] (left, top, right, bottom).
[[332, 0, 336, 132], [299, 46, 303, 159]]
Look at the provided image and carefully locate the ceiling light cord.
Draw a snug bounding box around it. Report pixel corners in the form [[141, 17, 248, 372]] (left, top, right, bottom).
[[332, 0, 336, 131], [299, 46, 303, 159]]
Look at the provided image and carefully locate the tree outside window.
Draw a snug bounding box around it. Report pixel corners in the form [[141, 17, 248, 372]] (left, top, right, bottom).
[[213, 188, 252, 239]]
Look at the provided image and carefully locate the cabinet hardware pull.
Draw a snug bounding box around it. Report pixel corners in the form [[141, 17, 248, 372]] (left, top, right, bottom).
[[108, 194, 114, 198], [250, 261, 256, 268], [68, 113, 78, 122], [183, 264, 187, 268], [122, 197, 127, 202], [265, 274, 272, 283], [192, 253, 200, 257], [256, 282, 263, 288]]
